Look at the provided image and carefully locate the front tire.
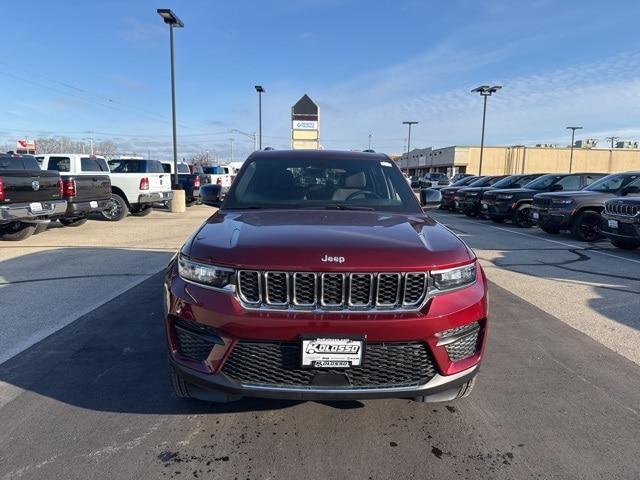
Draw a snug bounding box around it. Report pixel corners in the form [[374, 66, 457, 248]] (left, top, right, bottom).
[[571, 211, 603, 242], [610, 238, 640, 250], [101, 193, 128, 222], [513, 204, 534, 228], [464, 209, 477, 218], [0, 222, 36, 241], [59, 217, 88, 227]]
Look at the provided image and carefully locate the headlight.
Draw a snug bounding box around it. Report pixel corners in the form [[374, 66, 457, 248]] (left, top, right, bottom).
[[178, 254, 234, 288], [431, 263, 477, 291], [551, 198, 573, 205], [497, 193, 513, 200]]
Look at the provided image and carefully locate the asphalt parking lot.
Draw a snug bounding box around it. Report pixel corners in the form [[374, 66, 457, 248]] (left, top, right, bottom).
[[1, 207, 639, 479]]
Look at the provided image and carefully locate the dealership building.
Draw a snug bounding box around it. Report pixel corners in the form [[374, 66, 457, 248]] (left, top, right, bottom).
[[399, 145, 640, 177]]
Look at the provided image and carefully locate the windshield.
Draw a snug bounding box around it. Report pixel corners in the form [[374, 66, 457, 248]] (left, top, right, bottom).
[[224, 156, 422, 213], [452, 176, 477, 186], [524, 174, 563, 190], [490, 176, 518, 189], [584, 173, 640, 192], [467, 176, 492, 187]]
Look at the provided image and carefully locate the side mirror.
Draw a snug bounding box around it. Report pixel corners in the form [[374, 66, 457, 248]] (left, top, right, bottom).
[[420, 188, 442, 209], [621, 185, 640, 196], [550, 184, 563, 191], [200, 184, 223, 208]]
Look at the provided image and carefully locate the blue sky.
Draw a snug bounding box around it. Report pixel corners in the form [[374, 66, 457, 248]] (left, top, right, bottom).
[[3, 0, 640, 160]]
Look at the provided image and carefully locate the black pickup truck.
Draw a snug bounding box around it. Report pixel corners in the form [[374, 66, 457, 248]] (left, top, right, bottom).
[[0, 153, 66, 240], [38, 154, 112, 227], [481, 173, 606, 227], [531, 172, 640, 241], [601, 196, 640, 249]]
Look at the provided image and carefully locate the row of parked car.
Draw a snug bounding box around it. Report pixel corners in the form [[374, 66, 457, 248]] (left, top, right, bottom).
[[420, 171, 640, 250], [0, 152, 236, 241]]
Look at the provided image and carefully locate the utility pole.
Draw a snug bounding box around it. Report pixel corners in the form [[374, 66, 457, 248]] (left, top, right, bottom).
[[606, 136, 619, 149], [566, 126, 583, 173]]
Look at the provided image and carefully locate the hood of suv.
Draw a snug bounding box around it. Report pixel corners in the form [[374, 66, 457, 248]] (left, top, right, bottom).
[[484, 187, 536, 199], [185, 210, 473, 271], [534, 190, 608, 200]]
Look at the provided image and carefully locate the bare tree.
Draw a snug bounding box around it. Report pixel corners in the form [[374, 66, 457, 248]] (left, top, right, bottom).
[[189, 151, 213, 166], [95, 140, 117, 159]]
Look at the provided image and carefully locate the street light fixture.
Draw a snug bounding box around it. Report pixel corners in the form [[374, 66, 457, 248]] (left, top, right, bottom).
[[471, 85, 502, 176], [402, 121, 418, 154], [157, 8, 184, 189], [255, 85, 265, 150], [566, 126, 583, 173]]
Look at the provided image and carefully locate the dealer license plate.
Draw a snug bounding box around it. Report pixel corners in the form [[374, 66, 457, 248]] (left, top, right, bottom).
[[90, 201, 98, 208], [608, 219, 618, 229], [532, 212, 539, 220], [301, 337, 363, 368], [29, 202, 43, 213]]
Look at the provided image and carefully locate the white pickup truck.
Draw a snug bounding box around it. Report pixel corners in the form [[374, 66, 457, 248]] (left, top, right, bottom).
[[201, 165, 237, 197], [102, 158, 173, 221]]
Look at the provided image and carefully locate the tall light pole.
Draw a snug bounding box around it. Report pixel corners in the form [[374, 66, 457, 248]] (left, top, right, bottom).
[[368, 133, 372, 150], [606, 136, 619, 149], [402, 121, 418, 153], [254, 85, 264, 150], [157, 8, 184, 188], [230, 137, 234, 162], [566, 126, 583, 173], [471, 85, 501, 175]]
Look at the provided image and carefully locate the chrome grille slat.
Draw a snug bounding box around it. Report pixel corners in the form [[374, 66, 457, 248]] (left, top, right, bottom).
[[605, 202, 639, 217], [236, 270, 429, 312]]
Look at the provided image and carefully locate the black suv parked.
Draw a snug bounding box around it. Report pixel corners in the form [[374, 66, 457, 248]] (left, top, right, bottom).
[[453, 176, 507, 213], [482, 173, 606, 227], [601, 196, 640, 250], [435, 175, 479, 209], [531, 172, 640, 241], [461, 173, 544, 217]]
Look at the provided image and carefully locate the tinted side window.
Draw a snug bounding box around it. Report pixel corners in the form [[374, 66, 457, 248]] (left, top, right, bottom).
[[108, 160, 142, 173], [81, 157, 109, 172], [48, 156, 71, 172], [555, 175, 582, 191], [162, 163, 172, 173], [146, 161, 165, 173]]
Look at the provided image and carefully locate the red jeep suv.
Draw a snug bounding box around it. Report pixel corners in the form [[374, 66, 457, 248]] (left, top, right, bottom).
[[164, 150, 488, 403]]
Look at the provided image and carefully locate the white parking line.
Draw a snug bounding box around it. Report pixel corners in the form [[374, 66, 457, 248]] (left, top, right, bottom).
[[437, 215, 640, 265]]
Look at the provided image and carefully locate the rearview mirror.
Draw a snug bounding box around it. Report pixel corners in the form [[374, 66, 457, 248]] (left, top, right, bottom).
[[420, 188, 442, 209], [200, 184, 223, 208]]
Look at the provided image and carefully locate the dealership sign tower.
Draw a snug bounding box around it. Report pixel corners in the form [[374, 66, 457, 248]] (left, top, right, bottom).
[[291, 94, 320, 150]]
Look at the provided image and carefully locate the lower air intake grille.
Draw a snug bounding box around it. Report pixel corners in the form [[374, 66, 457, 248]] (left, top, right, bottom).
[[441, 323, 481, 362], [174, 320, 219, 362], [221, 341, 437, 388]]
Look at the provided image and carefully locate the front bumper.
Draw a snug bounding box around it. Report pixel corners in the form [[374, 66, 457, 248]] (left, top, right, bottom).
[[0, 199, 67, 223], [481, 200, 513, 219], [138, 191, 174, 204], [461, 197, 481, 212], [530, 206, 572, 229], [164, 263, 488, 400], [601, 214, 640, 240]]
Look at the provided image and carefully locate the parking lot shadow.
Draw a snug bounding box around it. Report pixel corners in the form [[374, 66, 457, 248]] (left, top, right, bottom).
[[0, 260, 300, 415]]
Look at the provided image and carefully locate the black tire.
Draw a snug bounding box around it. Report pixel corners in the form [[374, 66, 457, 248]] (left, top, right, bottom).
[[490, 215, 504, 223], [59, 217, 88, 227], [464, 209, 477, 218], [33, 222, 49, 235], [540, 225, 560, 234], [513, 204, 534, 228], [571, 210, 603, 242], [610, 238, 640, 250], [186, 199, 197, 207], [130, 204, 153, 217], [413, 378, 476, 403], [170, 366, 192, 399], [101, 193, 128, 222], [0, 222, 36, 241]]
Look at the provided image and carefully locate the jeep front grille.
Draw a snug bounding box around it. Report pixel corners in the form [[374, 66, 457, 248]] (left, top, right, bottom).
[[605, 202, 639, 217], [221, 341, 437, 388], [237, 270, 429, 311]]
